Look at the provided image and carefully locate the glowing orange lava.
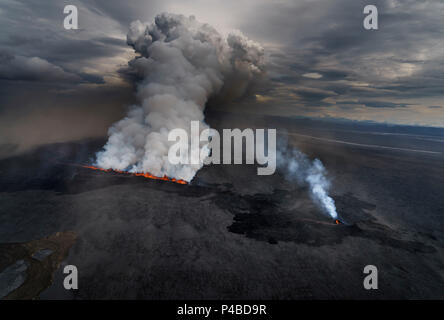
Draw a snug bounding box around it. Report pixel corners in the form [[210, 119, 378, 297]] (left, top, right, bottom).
[[335, 219, 341, 225], [83, 165, 187, 185]]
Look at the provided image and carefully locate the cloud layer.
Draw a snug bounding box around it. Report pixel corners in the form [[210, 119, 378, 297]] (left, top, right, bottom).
[[0, 0, 443, 154]]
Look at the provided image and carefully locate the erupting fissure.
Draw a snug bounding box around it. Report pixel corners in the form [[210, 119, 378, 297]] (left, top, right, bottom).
[[83, 165, 187, 184]]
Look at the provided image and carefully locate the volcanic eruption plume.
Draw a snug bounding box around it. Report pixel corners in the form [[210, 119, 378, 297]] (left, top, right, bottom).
[[94, 13, 339, 220], [277, 139, 338, 220], [95, 13, 264, 181]]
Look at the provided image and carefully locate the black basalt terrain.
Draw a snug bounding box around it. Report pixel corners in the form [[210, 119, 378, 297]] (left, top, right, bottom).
[[1, 117, 443, 299]]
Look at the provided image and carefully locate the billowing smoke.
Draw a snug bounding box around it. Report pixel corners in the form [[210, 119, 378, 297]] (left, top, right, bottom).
[[277, 139, 338, 220], [95, 13, 264, 181]]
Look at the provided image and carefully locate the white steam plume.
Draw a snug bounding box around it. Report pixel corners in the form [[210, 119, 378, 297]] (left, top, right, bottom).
[[277, 139, 338, 220], [95, 13, 264, 181]]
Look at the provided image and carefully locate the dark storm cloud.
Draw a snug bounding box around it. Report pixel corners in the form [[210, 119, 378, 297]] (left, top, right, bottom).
[[77, 0, 166, 28], [317, 70, 349, 82], [6, 0, 439, 111], [0, 50, 106, 83], [2, 33, 127, 78], [0, 0, 140, 154], [237, 0, 444, 121], [340, 100, 409, 109], [293, 87, 337, 102], [0, 0, 130, 84]]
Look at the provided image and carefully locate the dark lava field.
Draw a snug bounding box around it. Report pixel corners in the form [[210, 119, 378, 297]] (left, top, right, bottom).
[[1, 114, 443, 299]]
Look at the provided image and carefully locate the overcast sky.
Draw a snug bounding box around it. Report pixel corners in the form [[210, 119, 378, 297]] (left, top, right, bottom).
[[1, 0, 444, 152]]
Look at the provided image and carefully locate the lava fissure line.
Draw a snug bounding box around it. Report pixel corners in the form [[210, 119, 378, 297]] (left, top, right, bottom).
[[82, 165, 188, 185]]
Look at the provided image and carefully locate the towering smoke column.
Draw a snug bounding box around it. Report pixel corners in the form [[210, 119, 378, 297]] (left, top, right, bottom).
[[95, 13, 264, 181], [277, 140, 338, 220]]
